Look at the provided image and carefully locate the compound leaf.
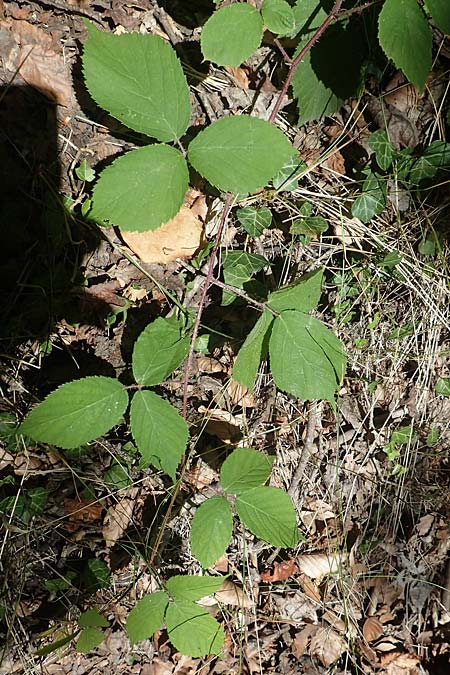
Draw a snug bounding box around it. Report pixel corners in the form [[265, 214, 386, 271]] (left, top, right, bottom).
[[166, 600, 224, 657], [262, 0, 296, 36], [132, 317, 190, 386], [130, 391, 188, 480], [269, 311, 346, 402], [83, 23, 190, 141], [201, 4, 263, 67], [127, 591, 169, 645], [190, 496, 233, 569], [268, 268, 323, 313], [235, 486, 299, 547], [90, 145, 188, 232], [378, 0, 432, 91], [20, 377, 128, 449], [427, 0, 450, 34], [188, 116, 294, 194], [232, 310, 274, 390], [220, 447, 273, 494], [166, 575, 224, 602]]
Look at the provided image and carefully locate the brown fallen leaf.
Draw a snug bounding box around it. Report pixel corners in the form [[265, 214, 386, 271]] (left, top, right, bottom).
[[292, 624, 319, 659], [309, 626, 346, 667], [363, 616, 384, 642], [228, 378, 255, 407], [261, 559, 297, 583], [213, 579, 252, 608], [296, 552, 345, 580], [64, 496, 103, 533], [102, 491, 137, 546]]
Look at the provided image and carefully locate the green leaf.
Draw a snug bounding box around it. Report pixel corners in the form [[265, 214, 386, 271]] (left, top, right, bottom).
[[82, 559, 110, 593], [269, 310, 346, 402], [291, 0, 327, 38], [408, 141, 450, 184], [26, 487, 48, 517], [220, 447, 273, 494], [235, 486, 299, 547], [127, 592, 169, 645], [237, 206, 272, 238], [76, 628, 104, 654], [190, 496, 233, 568], [104, 462, 132, 490], [378, 0, 432, 91], [352, 172, 386, 223], [427, 0, 450, 33], [368, 130, 395, 171], [272, 155, 307, 191], [166, 575, 224, 602], [435, 377, 450, 396], [201, 4, 263, 67], [78, 609, 109, 629], [188, 116, 294, 193], [20, 377, 128, 449], [130, 391, 188, 480], [75, 159, 95, 182], [232, 310, 274, 390], [290, 216, 328, 236], [34, 634, 75, 657], [82, 23, 190, 141], [90, 145, 189, 232], [262, 0, 296, 36], [268, 268, 323, 313], [165, 600, 224, 657], [132, 317, 190, 386], [222, 251, 268, 306]]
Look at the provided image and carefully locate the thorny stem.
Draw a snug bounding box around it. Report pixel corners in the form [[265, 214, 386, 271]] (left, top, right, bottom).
[[269, 0, 344, 124]]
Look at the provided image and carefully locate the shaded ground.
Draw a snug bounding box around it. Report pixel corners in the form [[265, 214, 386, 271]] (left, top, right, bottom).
[[1, 1, 450, 674]]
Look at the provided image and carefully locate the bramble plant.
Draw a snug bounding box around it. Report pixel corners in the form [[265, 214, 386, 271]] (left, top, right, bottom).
[[18, 0, 450, 659]]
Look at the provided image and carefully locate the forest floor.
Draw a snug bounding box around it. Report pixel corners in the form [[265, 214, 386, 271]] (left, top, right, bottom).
[[1, 1, 450, 674]]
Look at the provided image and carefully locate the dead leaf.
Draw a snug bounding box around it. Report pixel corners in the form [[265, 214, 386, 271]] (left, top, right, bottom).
[[261, 559, 297, 582], [322, 150, 346, 175], [197, 356, 224, 374], [0, 449, 14, 471], [363, 616, 384, 642], [228, 379, 255, 407], [214, 579, 252, 608], [102, 493, 137, 546], [121, 192, 206, 264], [184, 460, 218, 491], [64, 496, 103, 533], [309, 626, 346, 666], [296, 552, 344, 580], [292, 624, 319, 659], [224, 65, 249, 89], [198, 405, 243, 444]]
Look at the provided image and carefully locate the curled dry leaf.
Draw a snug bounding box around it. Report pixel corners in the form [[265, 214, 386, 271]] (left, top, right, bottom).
[[214, 579, 252, 608], [102, 491, 137, 546], [298, 574, 321, 603], [363, 616, 384, 642], [296, 552, 344, 580], [228, 378, 255, 407], [64, 496, 103, 533], [198, 405, 243, 444], [197, 356, 225, 374], [261, 559, 297, 583], [310, 626, 346, 667]]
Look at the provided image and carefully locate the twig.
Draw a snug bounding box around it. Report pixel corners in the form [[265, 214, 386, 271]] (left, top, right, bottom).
[[288, 401, 322, 503], [32, 0, 105, 26], [269, 0, 344, 124]]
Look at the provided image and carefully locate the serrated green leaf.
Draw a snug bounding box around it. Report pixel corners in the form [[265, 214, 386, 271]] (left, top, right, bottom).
[[20, 377, 128, 449], [237, 206, 272, 238], [232, 310, 274, 390], [290, 216, 328, 236], [291, 0, 327, 38], [269, 310, 346, 402], [272, 155, 307, 191], [190, 496, 233, 568], [130, 391, 188, 480], [132, 317, 190, 386], [427, 0, 450, 34], [220, 448, 273, 494], [165, 600, 224, 657], [378, 0, 432, 91], [83, 23, 190, 141], [78, 609, 109, 629], [222, 251, 268, 306], [262, 0, 296, 36], [235, 486, 298, 547], [166, 575, 224, 602], [268, 269, 323, 313], [352, 172, 386, 223], [90, 145, 188, 232], [201, 4, 263, 67], [188, 116, 294, 193], [368, 130, 395, 171], [436, 377, 450, 396], [76, 628, 104, 654], [127, 592, 169, 645]]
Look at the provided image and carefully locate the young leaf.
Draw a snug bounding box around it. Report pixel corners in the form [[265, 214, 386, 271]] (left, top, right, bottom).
[[132, 317, 190, 386], [82, 23, 190, 141], [232, 310, 274, 390], [220, 447, 273, 494], [368, 130, 395, 171], [262, 0, 296, 36], [78, 609, 109, 629], [130, 391, 188, 480], [351, 172, 386, 223], [435, 378, 450, 396], [290, 216, 328, 236], [166, 575, 224, 602], [127, 591, 169, 645], [378, 0, 432, 91], [269, 311, 346, 402], [188, 116, 294, 194], [235, 486, 299, 547], [20, 377, 128, 449], [190, 496, 233, 569], [267, 268, 323, 313], [222, 251, 268, 306], [201, 4, 263, 67], [426, 0, 450, 34], [165, 600, 224, 657], [90, 145, 189, 232], [237, 206, 272, 238], [76, 628, 104, 653]]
